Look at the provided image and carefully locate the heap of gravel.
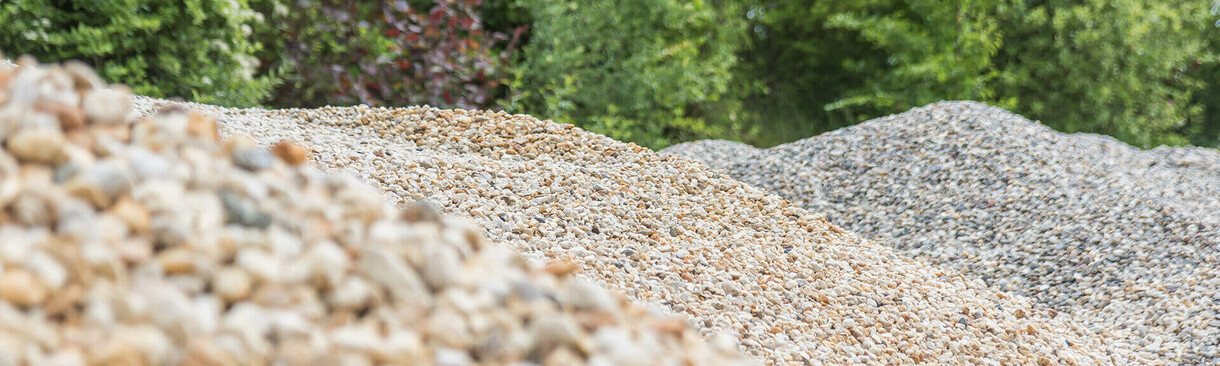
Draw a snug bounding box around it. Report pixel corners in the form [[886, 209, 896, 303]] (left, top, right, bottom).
[[136, 99, 1133, 364], [0, 58, 755, 365], [663, 101, 1220, 364]]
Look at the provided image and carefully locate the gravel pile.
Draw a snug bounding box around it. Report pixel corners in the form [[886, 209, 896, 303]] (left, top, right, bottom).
[[663, 101, 1220, 364], [0, 58, 756, 365], [137, 96, 1132, 364]]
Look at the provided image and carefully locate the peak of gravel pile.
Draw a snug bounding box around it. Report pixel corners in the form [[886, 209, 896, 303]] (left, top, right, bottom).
[[664, 101, 1220, 364], [137, 97, 1131, 364], [0, 58, 754, 365]]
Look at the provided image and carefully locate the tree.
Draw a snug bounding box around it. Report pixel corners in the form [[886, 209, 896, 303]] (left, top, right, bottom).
[[0, 0, 275, 107], [508, 0, 754, 149]]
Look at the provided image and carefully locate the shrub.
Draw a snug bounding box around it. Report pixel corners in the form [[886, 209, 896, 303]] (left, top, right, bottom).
[[0, 0, 275, 107], [1185, 62, 1220, 147], [253, 0, 523, 109], [1176, 1, 1220, 147], [991, 0, 1212, 147], [507, 0, 754, 149], [739, 0, 1218, 148], [738, 0, 1002, 146]]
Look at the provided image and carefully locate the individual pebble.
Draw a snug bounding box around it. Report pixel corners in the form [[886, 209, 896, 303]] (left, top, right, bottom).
[[271, 140, 309, 165], [81, 88, 131, 125], [326, 276, 374, 310], [7, 188, 56, 226], [185, 111, 220, 142], [218, 188, 271, 228], [6, 128, 67, 165], [157, 247, 196, 275], [231, 148, 275, 171], [109, 196, 150, 233], [401, 199, 441, 223], [0, 268, 48, 306]]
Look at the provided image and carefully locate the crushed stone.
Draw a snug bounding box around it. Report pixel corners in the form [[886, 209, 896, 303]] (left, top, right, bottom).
[[133, 98, 1134, 364], [664, 101, 1220, 364], [0, 58, 752, 365]]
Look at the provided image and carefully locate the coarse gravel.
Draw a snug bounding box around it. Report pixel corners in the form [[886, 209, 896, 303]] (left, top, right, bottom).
[[663, 101, 1220, 365], [0, 58, 754, 365], [134, 97, 1135, 364]]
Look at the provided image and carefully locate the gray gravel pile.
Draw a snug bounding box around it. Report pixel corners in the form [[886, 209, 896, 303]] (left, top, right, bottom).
[[136, 97, 1132, 364], [0, 58, 755, 365], [663, 101, 1220, 364]]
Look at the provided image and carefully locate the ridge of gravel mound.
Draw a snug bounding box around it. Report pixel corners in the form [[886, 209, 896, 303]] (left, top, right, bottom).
[[663, 101, 1220, 364], [135, 98, 1129, 364], [0, 58, 753, 365]]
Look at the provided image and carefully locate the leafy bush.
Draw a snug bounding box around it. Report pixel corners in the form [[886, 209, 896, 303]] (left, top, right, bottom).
[[738, 0, 1003, 146], [508, 0, 754, 149], [0, 0, 275, 107], [253, 0, 523, 109], [740, 0, 1218, 148], [6, 0, 1214, 149], [1177, 1, 1220, 147], [991, 0, 1213, 147], [1185, 61, 1220, 147]]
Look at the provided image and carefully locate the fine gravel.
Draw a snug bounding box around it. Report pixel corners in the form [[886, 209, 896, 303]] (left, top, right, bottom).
[[663, 101, 1220, 365], [0, 59, 754, 365], [134, 98, 1135, 364]]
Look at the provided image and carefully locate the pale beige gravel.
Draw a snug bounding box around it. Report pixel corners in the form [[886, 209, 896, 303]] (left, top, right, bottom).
[[0, 58, 753, 365], [133, 97, 1136, 365]]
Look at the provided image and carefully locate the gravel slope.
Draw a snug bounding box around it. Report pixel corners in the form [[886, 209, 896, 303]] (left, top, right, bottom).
[[0, 58, 753, 365], [133, 98, 1133, 365], [663, 101, 1220, 364]]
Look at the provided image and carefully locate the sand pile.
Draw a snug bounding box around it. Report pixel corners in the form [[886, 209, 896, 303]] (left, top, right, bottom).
[[664, 101, 1220, 364], [136, 97, 1132, 363], [0, 58, 754, 365]]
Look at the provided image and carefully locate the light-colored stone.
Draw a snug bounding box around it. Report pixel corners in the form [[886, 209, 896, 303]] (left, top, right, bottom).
[[0, 268, 48, 306], [212, 267, 253, 303], [156, 247, 196, 275], [109, 196, 150, 233], [81, 88, 131, 126], [7, 128, 67, 165], [326, 276, 374, 311], [357, 247, 429, 305]]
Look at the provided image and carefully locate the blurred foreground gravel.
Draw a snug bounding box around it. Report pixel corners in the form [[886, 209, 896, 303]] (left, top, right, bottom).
[[136, 95, 1134, 363], [0, 58, 754, 365], [664, 101, 1220, 364]]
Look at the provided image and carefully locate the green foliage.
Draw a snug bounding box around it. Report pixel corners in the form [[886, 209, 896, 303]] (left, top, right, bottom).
[[5, 0, 1216, 149], [739, 0, 1004, 146], [991, 0, 1213, 147], [507, 0, 754, 149], [1185, 60, 1220, 147], [252, 0, 522, 109], [479, 0, 532, 43], [1177, 1, 1220, 147], [0, 0, 275, 107], [741, 0, 1219, 148]]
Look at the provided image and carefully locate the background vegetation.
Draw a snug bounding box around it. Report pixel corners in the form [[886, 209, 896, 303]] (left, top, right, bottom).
[[250, 0, 523, 109], [506, 0, 754, 147], [0, 0, 275, 107], [3, 0, 1217, 149]]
